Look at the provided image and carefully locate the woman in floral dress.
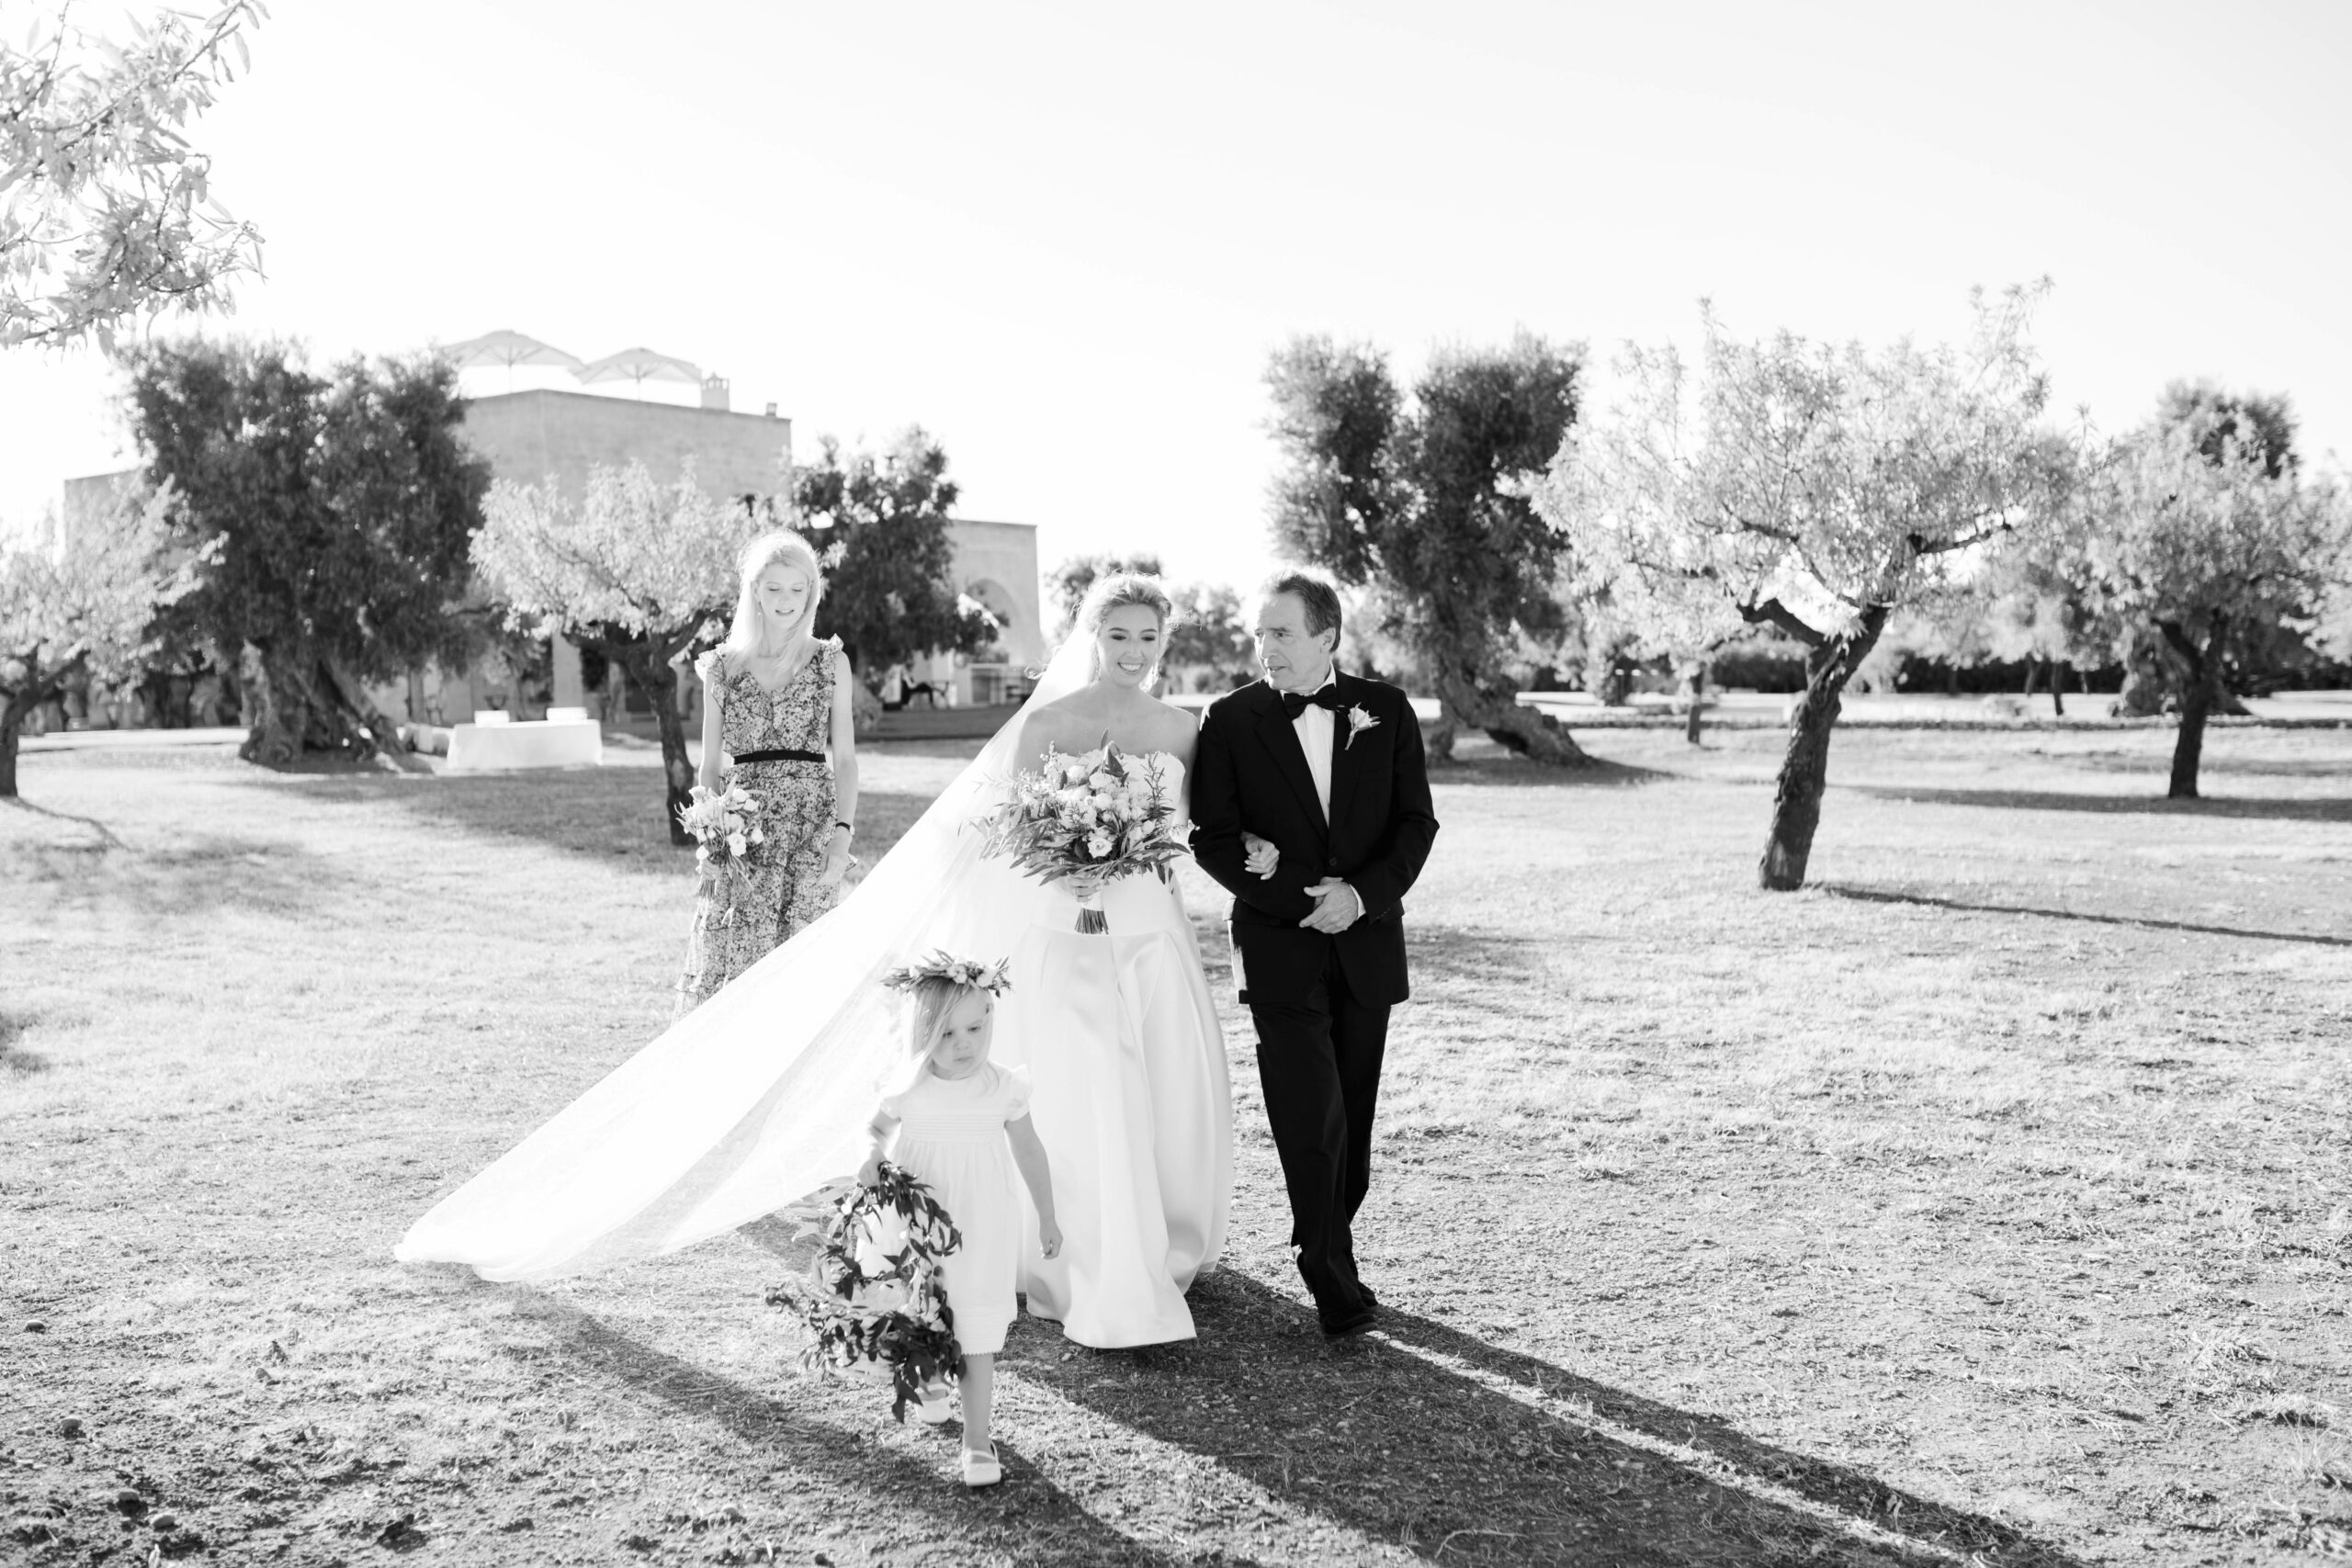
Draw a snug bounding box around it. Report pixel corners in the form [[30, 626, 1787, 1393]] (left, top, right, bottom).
[[676, 531, 861, 1013]]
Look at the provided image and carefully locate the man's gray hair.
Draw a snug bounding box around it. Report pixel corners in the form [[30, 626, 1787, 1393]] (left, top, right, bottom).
[[1260, 569, 1342, 643]]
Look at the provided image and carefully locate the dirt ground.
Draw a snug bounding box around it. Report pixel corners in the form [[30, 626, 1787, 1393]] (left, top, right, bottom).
[[4, 722, 2348, 1565]]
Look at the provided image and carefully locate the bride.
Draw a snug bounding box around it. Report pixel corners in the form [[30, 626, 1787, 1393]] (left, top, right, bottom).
[[394, 572, 1233, 1348], [1001, 573, 1231, 1346]]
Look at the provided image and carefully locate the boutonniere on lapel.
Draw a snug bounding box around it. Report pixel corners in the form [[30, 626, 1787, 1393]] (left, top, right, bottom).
[[1343, 705, 1379, 750]]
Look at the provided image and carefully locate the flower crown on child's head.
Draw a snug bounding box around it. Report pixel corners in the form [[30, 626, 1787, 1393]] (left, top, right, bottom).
[[880, 950, 1013, 998]]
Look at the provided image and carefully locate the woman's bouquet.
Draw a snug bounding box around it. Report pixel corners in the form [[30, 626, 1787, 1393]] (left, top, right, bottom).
[[765, 1163, 963, 1422], [676, 783, 763, 920], [977, 742, 1185, 933]]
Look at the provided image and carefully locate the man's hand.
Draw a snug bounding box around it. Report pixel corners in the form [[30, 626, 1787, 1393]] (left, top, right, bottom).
[[1298, 878, 1363, 933], [1242, 831, 1278, 880]]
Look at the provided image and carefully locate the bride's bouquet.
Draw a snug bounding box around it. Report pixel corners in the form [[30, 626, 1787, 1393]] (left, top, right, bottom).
[[765, 1164, 963, 1423], [676, 783, 764, 920], [977, 742, 1185, 933]]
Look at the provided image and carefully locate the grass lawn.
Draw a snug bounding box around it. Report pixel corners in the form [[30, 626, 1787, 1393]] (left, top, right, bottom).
[[4, 720, 2348, 1566]]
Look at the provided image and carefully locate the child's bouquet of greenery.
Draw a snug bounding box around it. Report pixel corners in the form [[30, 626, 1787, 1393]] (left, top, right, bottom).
[[976, 742, 1184, 932], [766, 1163, 963, 1422], [676, 782, 764, 919]]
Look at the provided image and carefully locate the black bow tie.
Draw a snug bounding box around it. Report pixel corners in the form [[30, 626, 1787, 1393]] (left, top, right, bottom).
[[1279, 686, 1344, 720]]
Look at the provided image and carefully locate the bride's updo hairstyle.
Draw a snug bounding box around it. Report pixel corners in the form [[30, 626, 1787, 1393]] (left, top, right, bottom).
[[1074, 571, 1176, 677], [723, 529, 826, 658]]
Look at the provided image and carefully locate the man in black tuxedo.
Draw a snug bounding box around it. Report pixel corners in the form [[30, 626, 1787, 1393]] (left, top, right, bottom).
[[1189, 571, 1439, 1337]]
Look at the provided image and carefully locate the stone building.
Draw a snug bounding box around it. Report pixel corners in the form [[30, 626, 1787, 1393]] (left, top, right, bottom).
[[447, 384, 1043, 721], [61, 378, 1044, 727], [439, 380, 797, 722]]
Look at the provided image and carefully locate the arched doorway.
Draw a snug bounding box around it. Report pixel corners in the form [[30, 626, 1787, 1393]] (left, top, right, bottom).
[[963, 578, 1023, 705]]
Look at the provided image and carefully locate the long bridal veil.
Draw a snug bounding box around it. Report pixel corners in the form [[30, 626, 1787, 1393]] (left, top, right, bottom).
[[393, 631, 1098, 1282]]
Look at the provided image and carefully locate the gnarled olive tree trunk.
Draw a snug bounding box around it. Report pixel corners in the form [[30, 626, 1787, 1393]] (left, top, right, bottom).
[[1758, 605, 1890, 892], [1, 653, 85, 799], [2157, 615, 2227, 799], [236, 641, 417, 770], [597, 633, 698, 846], [1431, 665, 1591, 766], [1, 693, 37, 798]]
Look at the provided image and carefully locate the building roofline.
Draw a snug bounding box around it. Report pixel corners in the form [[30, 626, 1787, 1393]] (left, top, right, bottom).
[[464, 387, 788, 426]]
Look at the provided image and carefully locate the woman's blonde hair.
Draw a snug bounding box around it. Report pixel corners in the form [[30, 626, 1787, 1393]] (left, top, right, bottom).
[[1074, 571, 1175, 679], [1076, 571, 1174, 637], [723, 530, 826, 657]]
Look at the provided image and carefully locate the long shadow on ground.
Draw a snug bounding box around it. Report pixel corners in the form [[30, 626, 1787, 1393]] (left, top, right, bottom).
[[514, 1292, 1261, 1567], [0, 795, 126, 849], [1429, 754, 1676, 791], [1819, 884, 2352, 950], [737, 1212, 2077, 1568], [1845, 784, 2352, 824], [2, 824, 334, 919], [1008, 1268, 2082, 1568]]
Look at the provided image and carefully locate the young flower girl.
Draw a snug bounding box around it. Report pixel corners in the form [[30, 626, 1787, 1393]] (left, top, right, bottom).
[[862, 953, 1062, 1487]]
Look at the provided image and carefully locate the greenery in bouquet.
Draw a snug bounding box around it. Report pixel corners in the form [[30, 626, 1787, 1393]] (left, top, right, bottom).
[[977, 743, 1185, 931], [765, 1163, 964, 1423]]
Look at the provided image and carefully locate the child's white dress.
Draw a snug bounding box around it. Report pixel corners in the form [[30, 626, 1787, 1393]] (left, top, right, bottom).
[[879, 1062, 1032, 1356]]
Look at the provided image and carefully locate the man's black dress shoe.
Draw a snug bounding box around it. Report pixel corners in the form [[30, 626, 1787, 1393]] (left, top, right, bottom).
[[1320, 1307, 1377, 1338]]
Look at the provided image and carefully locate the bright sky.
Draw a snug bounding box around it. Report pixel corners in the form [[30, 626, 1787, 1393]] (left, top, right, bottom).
[[3, 0, 2346, 592]]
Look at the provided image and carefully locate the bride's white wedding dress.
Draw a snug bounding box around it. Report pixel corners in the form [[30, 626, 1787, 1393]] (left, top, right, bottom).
[[393, 634, 1236, 1355], [998, 752, 1231, 1348]]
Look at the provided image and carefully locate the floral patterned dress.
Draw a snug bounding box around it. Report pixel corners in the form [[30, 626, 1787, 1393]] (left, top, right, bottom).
[[675, 638, 843, 1013]]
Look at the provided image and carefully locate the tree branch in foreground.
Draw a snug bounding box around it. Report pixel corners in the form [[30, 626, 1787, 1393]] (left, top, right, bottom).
[[1737, 597, 1826, 648]]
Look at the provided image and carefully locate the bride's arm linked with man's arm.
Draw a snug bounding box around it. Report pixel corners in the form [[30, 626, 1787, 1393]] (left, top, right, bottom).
[[1189, 679, 1436, 924], [1189, 697, 1320, 923]]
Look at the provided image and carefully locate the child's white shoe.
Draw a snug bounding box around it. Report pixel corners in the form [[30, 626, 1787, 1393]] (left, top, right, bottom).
[[916, 1382, 955, 1426], [960, 1443, 1001, 1488]]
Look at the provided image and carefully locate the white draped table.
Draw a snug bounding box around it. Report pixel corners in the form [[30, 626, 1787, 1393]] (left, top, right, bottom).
[[444, 710, 602, 772]]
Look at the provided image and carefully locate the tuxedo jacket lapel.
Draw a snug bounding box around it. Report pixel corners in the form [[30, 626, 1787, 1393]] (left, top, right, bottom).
[[1326, 673, 1364, 835], [1252, 685, 1328, 831]]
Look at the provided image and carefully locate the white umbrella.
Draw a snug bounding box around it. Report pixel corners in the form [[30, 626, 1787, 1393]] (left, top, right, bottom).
[[573, 346, 702, 400], [441, 330, 586, 392]]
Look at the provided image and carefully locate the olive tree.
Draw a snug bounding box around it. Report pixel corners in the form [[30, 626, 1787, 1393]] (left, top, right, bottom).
[[1529, 285, 2071, 889], [473, 460, 755, 843], [2, 2, 265, 349], [122, 339, 489, 766], [790, 429, 993, 679], [2068, 415, 2350, 797], [0, 485, 194, 795], [1265, 332, 1590, 762]]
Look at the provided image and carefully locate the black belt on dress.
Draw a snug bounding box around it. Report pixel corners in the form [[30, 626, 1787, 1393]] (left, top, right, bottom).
[[732, 748, 825, 764]]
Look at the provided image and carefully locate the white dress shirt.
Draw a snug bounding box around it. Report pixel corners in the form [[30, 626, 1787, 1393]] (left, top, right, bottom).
[[1292, 671, 1337, 823]]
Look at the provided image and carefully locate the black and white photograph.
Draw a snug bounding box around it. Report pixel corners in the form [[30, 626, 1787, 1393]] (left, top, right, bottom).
[[4, 3, 2349, 1563]]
